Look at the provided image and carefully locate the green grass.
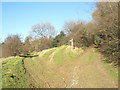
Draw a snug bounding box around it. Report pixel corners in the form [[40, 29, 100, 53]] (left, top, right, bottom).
[[2, 57, 31, 88], [53, 45, 68, 64], [25, 57, 41, 70], [64, 48, 78, 60], [102, 61, 118, 80], [84, 52, 96, 63], [42, 48, 56, 60], [41, 45, 81, 64]]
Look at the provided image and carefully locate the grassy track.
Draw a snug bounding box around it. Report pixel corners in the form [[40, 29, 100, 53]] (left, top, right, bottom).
[[1, 45, 118, 88], [42, 48, 56, 60]]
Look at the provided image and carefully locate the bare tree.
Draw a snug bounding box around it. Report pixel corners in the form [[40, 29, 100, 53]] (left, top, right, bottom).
[[62, 20, 84, 34], [3, 35, 22, 57], [31, 22, 55, 39]]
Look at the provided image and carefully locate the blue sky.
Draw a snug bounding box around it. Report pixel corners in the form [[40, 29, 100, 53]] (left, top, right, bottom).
[[2, 2, 96, 41]]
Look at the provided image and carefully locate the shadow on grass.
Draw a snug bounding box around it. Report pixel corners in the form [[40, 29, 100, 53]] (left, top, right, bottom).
[[19, 54, 38, 58]]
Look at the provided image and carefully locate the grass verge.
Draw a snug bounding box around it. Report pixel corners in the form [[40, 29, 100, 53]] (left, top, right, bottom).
[[102, 60, 118, 81], [2, 57, 31, 88]]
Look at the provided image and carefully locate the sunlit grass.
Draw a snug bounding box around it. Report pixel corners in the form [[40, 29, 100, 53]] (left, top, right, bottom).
[[102, 61, 118, 80], [42, 48, 56, 60], [64, 48, 78, 60], [41, 45, 82, 64], [2, 57, 31, 88], [53, 45, 68, 64], [84, 52, 96, 63]]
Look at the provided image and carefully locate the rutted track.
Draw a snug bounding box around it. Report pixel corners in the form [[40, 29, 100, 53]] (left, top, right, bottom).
[[23, 46, 118, 88]]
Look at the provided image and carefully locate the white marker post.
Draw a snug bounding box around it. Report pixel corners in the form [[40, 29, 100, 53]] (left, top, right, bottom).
[[69, 38, 73, 49]]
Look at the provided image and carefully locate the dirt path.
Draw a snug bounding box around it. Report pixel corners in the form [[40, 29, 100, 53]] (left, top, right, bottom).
[[24, 47, 118, 88], [69, 48, 118, 88], [70, 66, 79, 88]]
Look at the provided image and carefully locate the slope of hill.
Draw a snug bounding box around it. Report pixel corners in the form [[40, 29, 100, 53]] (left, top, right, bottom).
[[1, 45, 118, 88], [39, 45, 83, 64], [2, 57, 31, 88]]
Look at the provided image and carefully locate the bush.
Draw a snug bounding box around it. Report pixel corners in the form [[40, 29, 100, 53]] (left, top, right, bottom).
[[92, 2, 119, 66]]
